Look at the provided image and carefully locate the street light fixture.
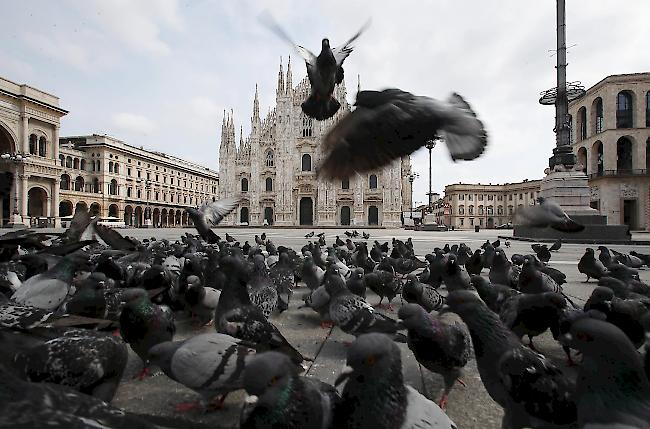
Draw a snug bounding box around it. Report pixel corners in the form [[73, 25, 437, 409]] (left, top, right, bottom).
[[407, 172, 419, 220], [1, 151, 31, 227], [425, 138, 440, 213]]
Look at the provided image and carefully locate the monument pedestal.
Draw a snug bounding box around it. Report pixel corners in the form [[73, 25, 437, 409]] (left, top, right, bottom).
[[513, 165, 631, 243], [6, 213, 27, 229]]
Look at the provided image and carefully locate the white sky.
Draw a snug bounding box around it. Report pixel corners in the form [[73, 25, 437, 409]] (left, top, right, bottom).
[[2, 1, 649, 203]]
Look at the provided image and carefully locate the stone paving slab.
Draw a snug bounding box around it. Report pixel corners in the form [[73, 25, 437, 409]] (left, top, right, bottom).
[[16, 227, 650, 429]]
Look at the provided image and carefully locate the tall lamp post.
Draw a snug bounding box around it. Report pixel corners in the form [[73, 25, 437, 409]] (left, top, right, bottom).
[[144, 179, 152, 228], [407, 172, 419, 220], [1, 151, 30, 228], [425, 138, 439, 213]]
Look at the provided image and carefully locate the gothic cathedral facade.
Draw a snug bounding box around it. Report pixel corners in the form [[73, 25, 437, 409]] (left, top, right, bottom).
[[218, 58, 411, 227]]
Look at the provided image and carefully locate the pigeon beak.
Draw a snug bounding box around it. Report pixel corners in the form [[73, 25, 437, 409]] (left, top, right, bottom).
[[245, 395, 259, 405], [396, 319, 405, 330], [335, 365, 354, 387], [559, 333, 572, 346]]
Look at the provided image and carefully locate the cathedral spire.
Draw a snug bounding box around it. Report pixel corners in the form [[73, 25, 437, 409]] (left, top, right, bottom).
[[239, 125, 244, 147], [276, 57, 285, 97], [285, 55, 292, 94]]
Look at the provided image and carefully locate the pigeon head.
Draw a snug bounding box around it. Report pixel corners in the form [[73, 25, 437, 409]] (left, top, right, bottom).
[[336, 333, 400, 386], [397, 303, 428, 330], [446, 290, 484, 315], [321, 38, 330, 50], [540, 292, 568, 310], [585, 248, 595, 255], [243, 351, 297, 406], [590, 286, 614, 304], [352, 268, 364, 279], [562, 318, 640, 362], [120, 287, 148, 305], [536, 196, 545, 204]]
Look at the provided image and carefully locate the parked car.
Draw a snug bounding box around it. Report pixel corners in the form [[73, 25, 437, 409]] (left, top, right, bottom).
[[97, 217, 126, 228], [496, 222, 513, 229]]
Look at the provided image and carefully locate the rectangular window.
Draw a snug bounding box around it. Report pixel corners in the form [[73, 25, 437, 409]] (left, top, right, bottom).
[[519, 193, 523, 200], [470, 218, 474, 226], [468, 194, 473, 201], [127, 168, 131, 176], [479, 194, 483, 201], [137, 170, 141, 178], [460, 218, 464, 226]]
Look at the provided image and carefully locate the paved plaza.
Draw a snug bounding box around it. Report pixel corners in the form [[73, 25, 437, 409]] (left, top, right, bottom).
[[16, 227, 636, 429]]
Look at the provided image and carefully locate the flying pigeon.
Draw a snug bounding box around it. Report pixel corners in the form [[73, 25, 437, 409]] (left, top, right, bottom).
[[241, 351, 339, 429], [317, 89, 488, 179], [515, 197, 585, 233], [333, 333, 457, 429], [148, 333, 256, 411], [186, 196, 240, 243]]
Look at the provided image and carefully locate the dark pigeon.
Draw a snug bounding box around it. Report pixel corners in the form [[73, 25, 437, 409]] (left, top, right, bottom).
[[317, 89, 488, 180], [270, 252, 297, 312], [364, 269, 401, 308], [186, 196, 239, 243], [241, 351, 339, 429], [398, 304, 471, 410], [184, 275, 220, 326], [346, 267, 366, 298], [515, 197, 585, 233], [471, 275, 521, 314], [577, 248, 607, 282], [333, 333, 457, 429], [549, 238, 562, 252]]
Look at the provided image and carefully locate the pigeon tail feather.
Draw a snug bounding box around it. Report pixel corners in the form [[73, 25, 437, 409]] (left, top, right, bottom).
[[302, 95, 340, 121]]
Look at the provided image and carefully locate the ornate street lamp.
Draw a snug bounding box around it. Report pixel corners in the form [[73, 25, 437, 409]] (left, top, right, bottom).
[[1, 151, 31, 227], [425, 138, 440, 213], [407, 172, 419, 219], [144, 179, 152, 228]]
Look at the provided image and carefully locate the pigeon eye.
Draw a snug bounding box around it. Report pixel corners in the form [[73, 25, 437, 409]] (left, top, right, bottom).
[[576, 332, 592, 342], [366, 356, 376, 365], [268, 376, 279, 386]]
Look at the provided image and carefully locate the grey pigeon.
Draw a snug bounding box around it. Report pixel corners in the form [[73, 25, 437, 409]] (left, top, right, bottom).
[[549, 238, 562, 252], [446, 290, 577, 428], [241, 351, 339, 429], [364, 269, 401, 308], [398, 304, 471, 410], [318, 89, 488, 180], [186, 196, 239, 243], [247, 254, 278, 318], [577, 248, 607, 282], [402, 274, 445, 312], [561, 318, 650, 428], [302, 284, 333, 328], [531, 243, 551, 263], [148, 333, 256, 411], [300, 252, 324, 290], [184, 275, 220, 326], [263, 13, 369, 120], [11, 256, 81, 310], [441, 255, 474, 293], [488, 248, 520, 288], [333, 333, 457, 429], [471, 276, 521, 314], [515, 197, 585, 233], [346, 267, 366, 298], [325, 269, 403, 339], [269, 252, 296, 312], [5, 328, 127, 402]]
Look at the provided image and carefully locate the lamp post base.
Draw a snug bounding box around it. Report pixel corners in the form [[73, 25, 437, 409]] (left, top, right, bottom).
[[6, 213, 26, 228]]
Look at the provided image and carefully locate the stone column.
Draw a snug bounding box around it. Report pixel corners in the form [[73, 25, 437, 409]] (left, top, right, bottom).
[[21, 115, 29, 153], [20, 175, 28, 224], [52, 125, 60, 161], [52, 180, 60, 227]]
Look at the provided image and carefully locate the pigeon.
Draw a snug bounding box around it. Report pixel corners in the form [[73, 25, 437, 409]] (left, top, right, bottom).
[[333, 333, 457, 429], [488, 249, 520, 288], [631, 250, 650, 267], [515, 197, 585, 232], [643, 313, 650, 379], [362, 232, 370, 240], [518, 257, 562, 295], [317, 89, 488, 180], [119, 288, 176, 379], [402, 274, 445, 312], [611, 249, 645, 269], [241, 351, 339, 429], [441, 255, 473, 292], [270, 252, 297, 312], [446, 290, 577, 428], [148, 333, 256, 411], [481, 242, 496, 269], [226, 233, 236, 243], [5, 328, 127, 402], [186, 196, 240, 243], [465, 249, 484, 275], [499, 291, 567, 351], [561, 318, 650, 428], [302, 284, 333, 329], [184, 275, 220, 326], [471, 275, 521, 314], [11, 255, 82, 310], [364, 269, 401, 308], [346, 267, 366, 298], [325, 269, 403, 339], [0, 363, 156, 429], [398, 304, 471, 410], [577, 248, 607, 282], [247, 254, 278, 318], [531, 243, 551, 263], [305, 231, 315, 239], [549, 238, 562, 252], [335, 236, 345, 247]]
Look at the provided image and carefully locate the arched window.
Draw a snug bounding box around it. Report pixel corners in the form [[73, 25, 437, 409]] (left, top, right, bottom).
[[66, 156, 73, 168], [593, 97, 604, 134], [459, 205, 465, 215], [468, 205, 474, 215], [114, 163, 119, 174], [60, 174, 70, 190], [108, 161, 113, 173], [74, 176, 84, 192], [96, 161, 100, 172], [73, 158, 79, 170], [265, 150, 274, 167], [593, 141, 604, 175], [241, 178, 249, 192], [38, 136, 46, 157], [59, 155, 65, 166], [301, 154, 312, 172], [616, 91, 633, 128], [240, 207, 249, 224], [265, 177, 273, 191], [341, 178, 350, 190], [616, 137, 633, 172], [302, 116, 313, 137], [369, 174, 378, 189], [80, 159, 86, 171], [29, 134, 38, 155], [127, 187, 132, 197], [109, 179, 118, 195], [577, 147, 588, 174], [577, 106, 587, 140], [92, 178, 99, 193], [497, 205, 503, 215], [646, 91, 650, 127]]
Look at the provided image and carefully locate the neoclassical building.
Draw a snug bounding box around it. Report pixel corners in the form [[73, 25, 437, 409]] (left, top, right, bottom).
[[441, 180, 542, 230], [570, 72, 650, 230], [58, 134, 219, 227], [0, 76, 67, 227], [0, 75, 219, 228], [218, 58, 411, 227]]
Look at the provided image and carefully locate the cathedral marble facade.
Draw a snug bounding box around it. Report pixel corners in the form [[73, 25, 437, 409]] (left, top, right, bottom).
[[218, 58, 411, 227]]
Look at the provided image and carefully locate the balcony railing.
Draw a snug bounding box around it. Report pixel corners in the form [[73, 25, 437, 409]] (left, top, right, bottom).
[[588, 169, 650, 179]]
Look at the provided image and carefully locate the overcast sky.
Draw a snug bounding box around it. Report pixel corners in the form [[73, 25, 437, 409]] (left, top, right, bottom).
[[2, 1, 649, 203]]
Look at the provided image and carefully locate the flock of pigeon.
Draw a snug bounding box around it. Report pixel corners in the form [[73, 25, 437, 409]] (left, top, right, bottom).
[[1, 200, 650, 429]]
